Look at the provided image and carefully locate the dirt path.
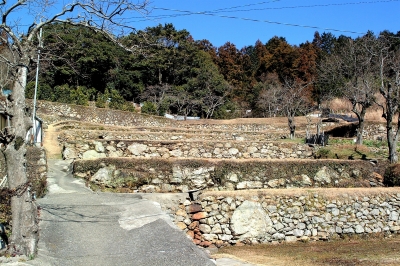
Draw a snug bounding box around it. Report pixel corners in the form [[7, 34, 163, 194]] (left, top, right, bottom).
[[42, 124, 62, 159]]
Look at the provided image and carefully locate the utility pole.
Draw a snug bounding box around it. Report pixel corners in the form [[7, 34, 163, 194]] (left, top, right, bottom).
[[32, 26, 43, 144]]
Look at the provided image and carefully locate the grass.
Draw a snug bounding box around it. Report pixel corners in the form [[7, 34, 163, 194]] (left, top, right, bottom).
[[215, 234, 400, 266], [316, 144, 378, 160]]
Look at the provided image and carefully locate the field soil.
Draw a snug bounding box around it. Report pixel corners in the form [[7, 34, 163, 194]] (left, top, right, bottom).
[[215, 235, 400, 266]]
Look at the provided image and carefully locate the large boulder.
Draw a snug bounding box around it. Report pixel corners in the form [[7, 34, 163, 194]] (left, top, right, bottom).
[[90, 166, 115, 185], [231, 200, 272, 241], [127, 143, 148, 156]]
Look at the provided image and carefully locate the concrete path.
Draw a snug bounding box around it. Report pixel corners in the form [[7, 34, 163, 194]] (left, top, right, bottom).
[[15, 159, 256, 266], [28, 159, 215, 266]]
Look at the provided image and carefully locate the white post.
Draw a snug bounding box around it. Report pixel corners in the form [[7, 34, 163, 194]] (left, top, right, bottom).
[[32, 27, 43, 143]]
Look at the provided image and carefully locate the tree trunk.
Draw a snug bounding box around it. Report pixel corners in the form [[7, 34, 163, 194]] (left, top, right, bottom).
[[5, 64, 38, 255], [288, 116, 296, 139], [386, 111, 399, 163], [355, 106, 367, 145]]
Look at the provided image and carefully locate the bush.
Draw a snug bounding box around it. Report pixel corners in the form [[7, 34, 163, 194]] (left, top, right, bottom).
[[384, 163, 400, 186], [141, 101, 157, 115], [95, 92, 108, 108]]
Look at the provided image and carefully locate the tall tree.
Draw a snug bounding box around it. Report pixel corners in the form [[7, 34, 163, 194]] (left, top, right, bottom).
[[0, 0, 149, 255], [377, 32, 400, 163], [318, 33, 378, 144]]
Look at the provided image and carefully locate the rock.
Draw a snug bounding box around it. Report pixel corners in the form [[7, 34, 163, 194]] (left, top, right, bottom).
[[192, 212, 207, 220], [108, 150, 123, 157], [390, 211, 399, 221], [227, 173, 238, 183], [94, 141, 105, 153], [82, 150, 106, 160], [186, 167, 214, 189], [90, 166, 115, 184], [202, 234, 218, 242], [231, 200, 272, 241], [127, 143, 148, 156], [300, 175, 312, 186], [211, 224, 223, 234], [63, 147, 78, 159], [199, 224, 211, 234], [355, 225, 365, 234], [285, 236, 297, 242], [189, 203, 203, 214], [236, 181, 263, 189], [247, 146, 258, 154], [267, 179, 285, 188], [176, 222, 187, 230], [228, 148, 239, 155], [314, 166, 335, 184], [175, 209, 187, 217], [169, 149, 183, 157]]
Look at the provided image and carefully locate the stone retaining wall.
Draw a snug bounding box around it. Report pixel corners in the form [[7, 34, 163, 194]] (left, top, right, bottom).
[[72, 158, 382, 193], [172, 189, 400, 247], [63, 140, 315, 160], [58, 129, 285, 143], [37, 101, 386, 141]]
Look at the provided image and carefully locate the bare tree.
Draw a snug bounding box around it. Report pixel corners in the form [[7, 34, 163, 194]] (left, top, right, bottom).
[[140, 83, 171, 114], [376, 36, 400, 163], [203, 93, 225, 119], [281, 78, 313, 139], [0, 0, 149, 256], [318, 34, 378, 145], [171, 88, 199, 120], [256, 73, 282, 118]]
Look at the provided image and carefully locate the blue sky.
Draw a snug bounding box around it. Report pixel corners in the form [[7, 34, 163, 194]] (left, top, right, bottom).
[[132, 0, 400, 49]]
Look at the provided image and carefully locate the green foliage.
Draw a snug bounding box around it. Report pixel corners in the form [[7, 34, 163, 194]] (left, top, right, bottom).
[[316, 144, 376, 160], [108, 89, 134, 111], [69, 86, 93, 106], [95, 91, 108, 108], [53, 84, 72, 103], [33, 22, 399, 120], [141, 101, 157, 115], [25, 81, 36, 99], [213, 101, 239, 119]]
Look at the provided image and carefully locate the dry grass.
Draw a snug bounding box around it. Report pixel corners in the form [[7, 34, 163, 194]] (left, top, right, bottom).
[[216, 235, 400, 266], [328, 97, 392, 123], [202, 187, 400, 201]]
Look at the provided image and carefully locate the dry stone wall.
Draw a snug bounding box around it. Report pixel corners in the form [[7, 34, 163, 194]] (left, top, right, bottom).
[[172, 189, 400, 247], [58, 129, 283, 143], [63, 140, 314, 160], [72, 158, 382, 192], [38, 100, 386, 140]]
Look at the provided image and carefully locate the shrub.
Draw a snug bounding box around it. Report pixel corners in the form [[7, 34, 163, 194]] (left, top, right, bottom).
[[384, 163, 400, 186], [141, 101, 157, 115], [95, 92, 108, 108]]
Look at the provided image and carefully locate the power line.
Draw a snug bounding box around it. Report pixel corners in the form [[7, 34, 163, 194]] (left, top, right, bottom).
[[121, 0, 398, 35], [153, 0, 400, 13], [125, 13, 364, 36]]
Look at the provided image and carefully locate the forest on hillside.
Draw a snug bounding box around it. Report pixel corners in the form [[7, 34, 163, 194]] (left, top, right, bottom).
[[13, 23, 399, 120]]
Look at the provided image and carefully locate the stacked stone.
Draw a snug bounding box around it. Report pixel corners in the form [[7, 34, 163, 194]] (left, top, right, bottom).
[[59, 129, 284, 143], [172, 192, 400, 246], [63, 139, 314, 160]]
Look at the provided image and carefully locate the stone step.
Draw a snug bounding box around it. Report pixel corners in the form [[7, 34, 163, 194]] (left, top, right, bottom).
[[72, 157, 383, 193]]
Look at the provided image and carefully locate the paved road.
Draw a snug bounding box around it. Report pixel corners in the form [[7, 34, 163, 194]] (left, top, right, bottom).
[[29, 159, 215, 266]]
